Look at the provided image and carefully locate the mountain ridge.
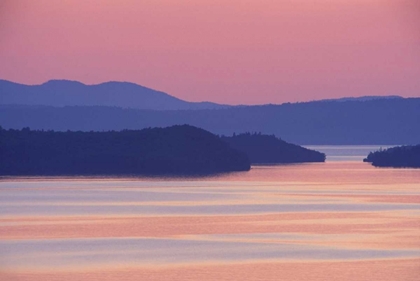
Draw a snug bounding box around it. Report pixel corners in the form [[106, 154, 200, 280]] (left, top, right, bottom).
[[318, 95, 403, 102], [0, 79, 229, 110], [1, 79, 414, 110]]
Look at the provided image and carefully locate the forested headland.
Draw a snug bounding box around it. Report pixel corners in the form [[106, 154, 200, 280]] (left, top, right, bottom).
[[0, 125, 250, 176], [363, 145, 420, 168], [221, 133, 325, 164]]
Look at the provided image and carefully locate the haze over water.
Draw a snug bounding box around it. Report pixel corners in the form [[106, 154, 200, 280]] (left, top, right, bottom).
[[0, 147, 419, 280]]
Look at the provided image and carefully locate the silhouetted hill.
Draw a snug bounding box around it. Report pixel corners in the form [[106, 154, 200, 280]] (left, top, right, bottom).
[[0, 79, 228, 110], [363, 145, 420, 168], [221, 133, 325, 163], [0, 98, 419, 144], [0, 125, 250, 176], [319, 95, 403, 102]]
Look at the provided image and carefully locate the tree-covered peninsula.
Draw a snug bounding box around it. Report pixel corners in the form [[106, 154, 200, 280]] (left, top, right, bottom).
[[221, 133, 325, 164], [0, 125, 250, 176], [363, 145, 420, 168]]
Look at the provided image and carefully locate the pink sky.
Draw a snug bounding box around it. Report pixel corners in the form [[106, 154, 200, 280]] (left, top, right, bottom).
[[1, 0, 419, 104]]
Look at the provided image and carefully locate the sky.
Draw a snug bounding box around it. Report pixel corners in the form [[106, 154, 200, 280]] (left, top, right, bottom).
[[1, 0, 419, 105]]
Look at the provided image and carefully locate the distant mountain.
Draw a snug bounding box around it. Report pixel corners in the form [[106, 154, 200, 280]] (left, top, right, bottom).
[[221, 133, 325, 163], [319, 95, 403, 102], [363, 145, 420, 168], [0, 125, 250, 176], [0, 79, 228, 110], [1, 98, 419, 145]]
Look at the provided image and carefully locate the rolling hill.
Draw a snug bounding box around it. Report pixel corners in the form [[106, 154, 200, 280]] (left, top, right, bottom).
[[1, 98, 419, 145], [0, 79, 228, 110]]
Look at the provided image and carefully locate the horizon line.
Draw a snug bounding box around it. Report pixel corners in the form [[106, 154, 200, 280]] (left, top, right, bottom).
[[0, 78, 409, 106]]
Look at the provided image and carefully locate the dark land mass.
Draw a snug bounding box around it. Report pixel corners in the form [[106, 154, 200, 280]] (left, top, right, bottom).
[[319, 95, 403, 102], [0, 79, 228, 110], [221, 133, 325, 164], [0, 125, 250, 176], [1, 98, 419, 144], [363, 145, 420, 168], [0, 78, 405, 111]]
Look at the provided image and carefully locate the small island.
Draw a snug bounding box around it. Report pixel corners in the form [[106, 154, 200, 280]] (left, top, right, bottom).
[[221, 133, 325, 164], [0, 125, 250, 176], [363, 145, 420, 168]]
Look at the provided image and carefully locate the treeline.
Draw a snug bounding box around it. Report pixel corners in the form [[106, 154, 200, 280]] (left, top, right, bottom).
[[0, 125, 250, 176], [363, 145, 420, 168], [221, 133, 325, 164]]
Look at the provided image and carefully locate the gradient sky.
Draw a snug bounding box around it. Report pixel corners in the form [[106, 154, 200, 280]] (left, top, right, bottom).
[[1, 0, 419, 104]]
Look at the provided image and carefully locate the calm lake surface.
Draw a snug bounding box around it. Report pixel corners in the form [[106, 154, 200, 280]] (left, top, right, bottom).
[[1, 146, 419, 281]]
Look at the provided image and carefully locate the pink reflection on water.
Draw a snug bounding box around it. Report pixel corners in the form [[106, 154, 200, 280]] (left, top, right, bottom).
[[0, 162, 419, 280]]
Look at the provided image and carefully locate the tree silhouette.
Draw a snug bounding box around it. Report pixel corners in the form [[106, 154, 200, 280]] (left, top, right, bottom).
[[221, 133, 325, 164], [364, 145, 420, 168], [0, 125, 250, 176]]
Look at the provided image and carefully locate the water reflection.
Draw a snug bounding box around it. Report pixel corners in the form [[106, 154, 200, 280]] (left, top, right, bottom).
[[0, 162, 419, 280]]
